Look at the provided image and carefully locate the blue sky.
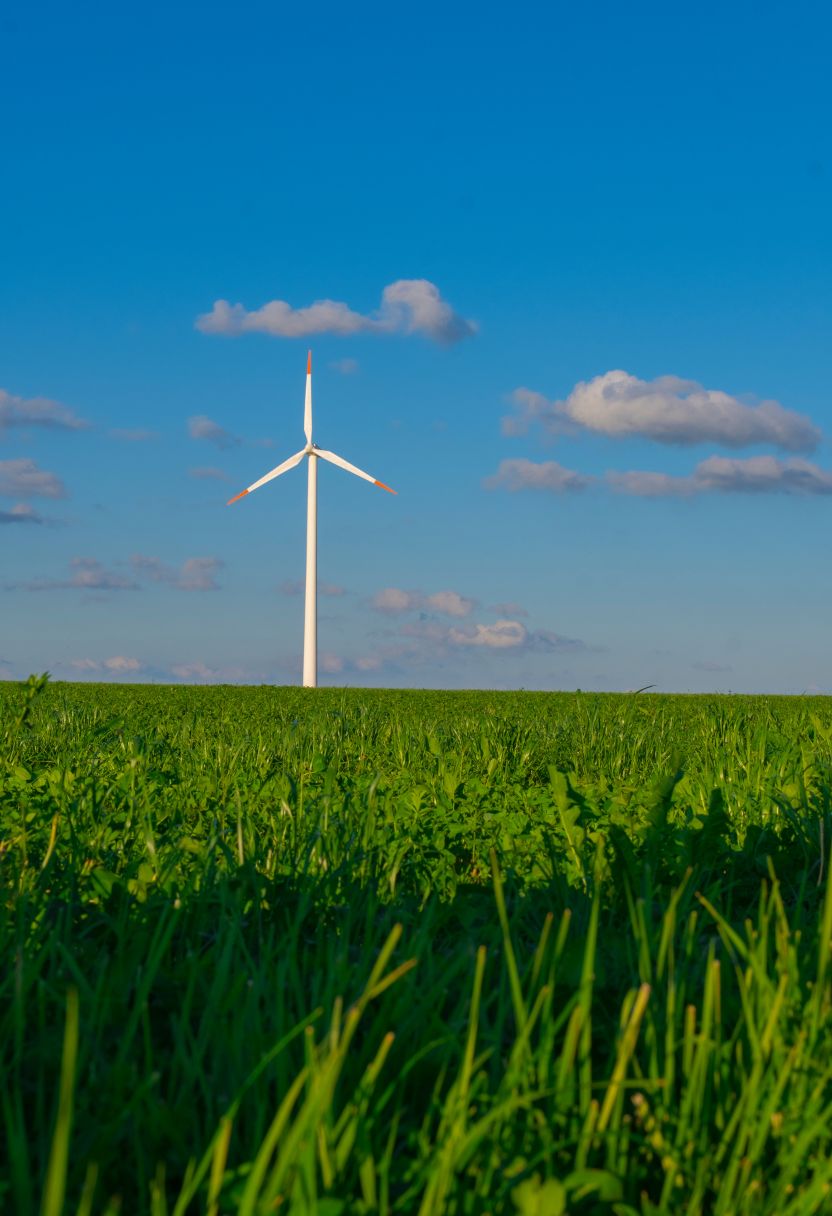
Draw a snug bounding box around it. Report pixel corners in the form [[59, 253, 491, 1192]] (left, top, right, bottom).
[[2, 0, 831, 691]]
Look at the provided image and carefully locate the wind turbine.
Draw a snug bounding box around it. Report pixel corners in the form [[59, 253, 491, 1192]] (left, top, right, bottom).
[[227, 351, 396, 688]]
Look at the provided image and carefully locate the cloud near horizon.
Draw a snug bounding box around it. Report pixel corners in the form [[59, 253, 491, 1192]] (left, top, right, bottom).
[[196, 280, 477, 345], [503, 371, 820, 452], [0, 389, 89, 435], [70, 656, 143, 674]]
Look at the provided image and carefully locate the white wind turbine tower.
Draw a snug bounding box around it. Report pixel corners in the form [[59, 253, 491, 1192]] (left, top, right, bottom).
[[227, 351, 396, 688]]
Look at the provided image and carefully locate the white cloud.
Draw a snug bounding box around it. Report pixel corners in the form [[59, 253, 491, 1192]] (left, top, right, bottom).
[[0, 458, 67, 499], [608, 455, 832, 497], [0, 502, 44, 525], [105, 656, 141, 673], [69, 659, 100, 672], [131, 555, 224, 591], [330, 358, 359, 375], [448, 619, 528, 649], [196, 279, 476, 345], [372, 587, 417, 614], [187, 416, 240, 449], [70, 656, 143, 675], [0, 389, 89, 434], [371, 587, 477, 616], [483, 459, 591, 493], [424, 590, 477, 617], [504, 371, 820, 452], [189, 466, 230, 481]]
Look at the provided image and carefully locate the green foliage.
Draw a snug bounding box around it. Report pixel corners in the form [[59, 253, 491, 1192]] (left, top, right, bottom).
[[2, 679, 832, 1213]]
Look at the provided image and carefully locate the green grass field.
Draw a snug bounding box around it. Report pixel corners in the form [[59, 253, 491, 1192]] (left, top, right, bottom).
[[3, 677, 832, 1214]]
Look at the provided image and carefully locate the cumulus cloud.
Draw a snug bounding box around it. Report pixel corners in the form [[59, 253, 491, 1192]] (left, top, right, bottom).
[[131, 555, 224, 591], [189, 466, 230, 481], [0, 389, 89, 434], [0, 459, 67, 499], [483, 459, 591, 494], [187, 416, 240, 450], [448, 619, 528, 649], [608, 455, 832, 497], [0, 503, 44, 525], [503, 371, 820, 452], [279, 579, 346, 597], [16, 558, 138, 593], [196, 279, 476, 345], [371, 587, 477, 616]]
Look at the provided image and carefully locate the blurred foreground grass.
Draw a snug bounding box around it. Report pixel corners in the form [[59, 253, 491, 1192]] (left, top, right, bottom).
[[2, 678, 832, 1214]]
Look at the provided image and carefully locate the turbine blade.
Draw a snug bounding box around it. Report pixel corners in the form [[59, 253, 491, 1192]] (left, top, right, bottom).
[[226, 448, 306, 504], [304, 350, 312, 443], [315, 448, 397, 494]]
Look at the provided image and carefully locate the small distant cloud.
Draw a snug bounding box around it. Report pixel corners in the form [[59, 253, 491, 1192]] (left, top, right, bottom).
[[0, 388, 89, 434], [170, 662, 218, 681], [196, 279, 477, 346], [15, 557, 138, 593], [189, 466, 230, 482], [608, 455, 832, 497], [131, 555, 224, 591], [371, 587, 477, 617], [0, 458, 67, 499], [0, 502, 44, 525], [483, 459, 591, 494], [279, 579, 346, 597], [187, 415, 240, 450], [69, 655, 143, 675], [319, 652, 345, 674], [503, 371, 820, 452], [693, 660, 733, 673], [330, 358, 359, 375], [109, 428, 159, 442], [354, 655, 383, 671]]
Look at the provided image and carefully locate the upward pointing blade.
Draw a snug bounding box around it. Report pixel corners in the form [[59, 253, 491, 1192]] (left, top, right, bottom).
[[315, 447, 397, 494], [304, 350, 312, 443], [227, 448, 306, 504]]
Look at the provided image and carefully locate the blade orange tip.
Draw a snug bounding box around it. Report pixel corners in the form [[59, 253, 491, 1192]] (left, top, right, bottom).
[[227, 488, 249, 505], [307, 350, 312, 374], [374, 480, 397, 495]]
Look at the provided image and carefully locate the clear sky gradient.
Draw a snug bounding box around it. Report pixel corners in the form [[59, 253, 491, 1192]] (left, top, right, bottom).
[[2, 0, 831, 691]]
